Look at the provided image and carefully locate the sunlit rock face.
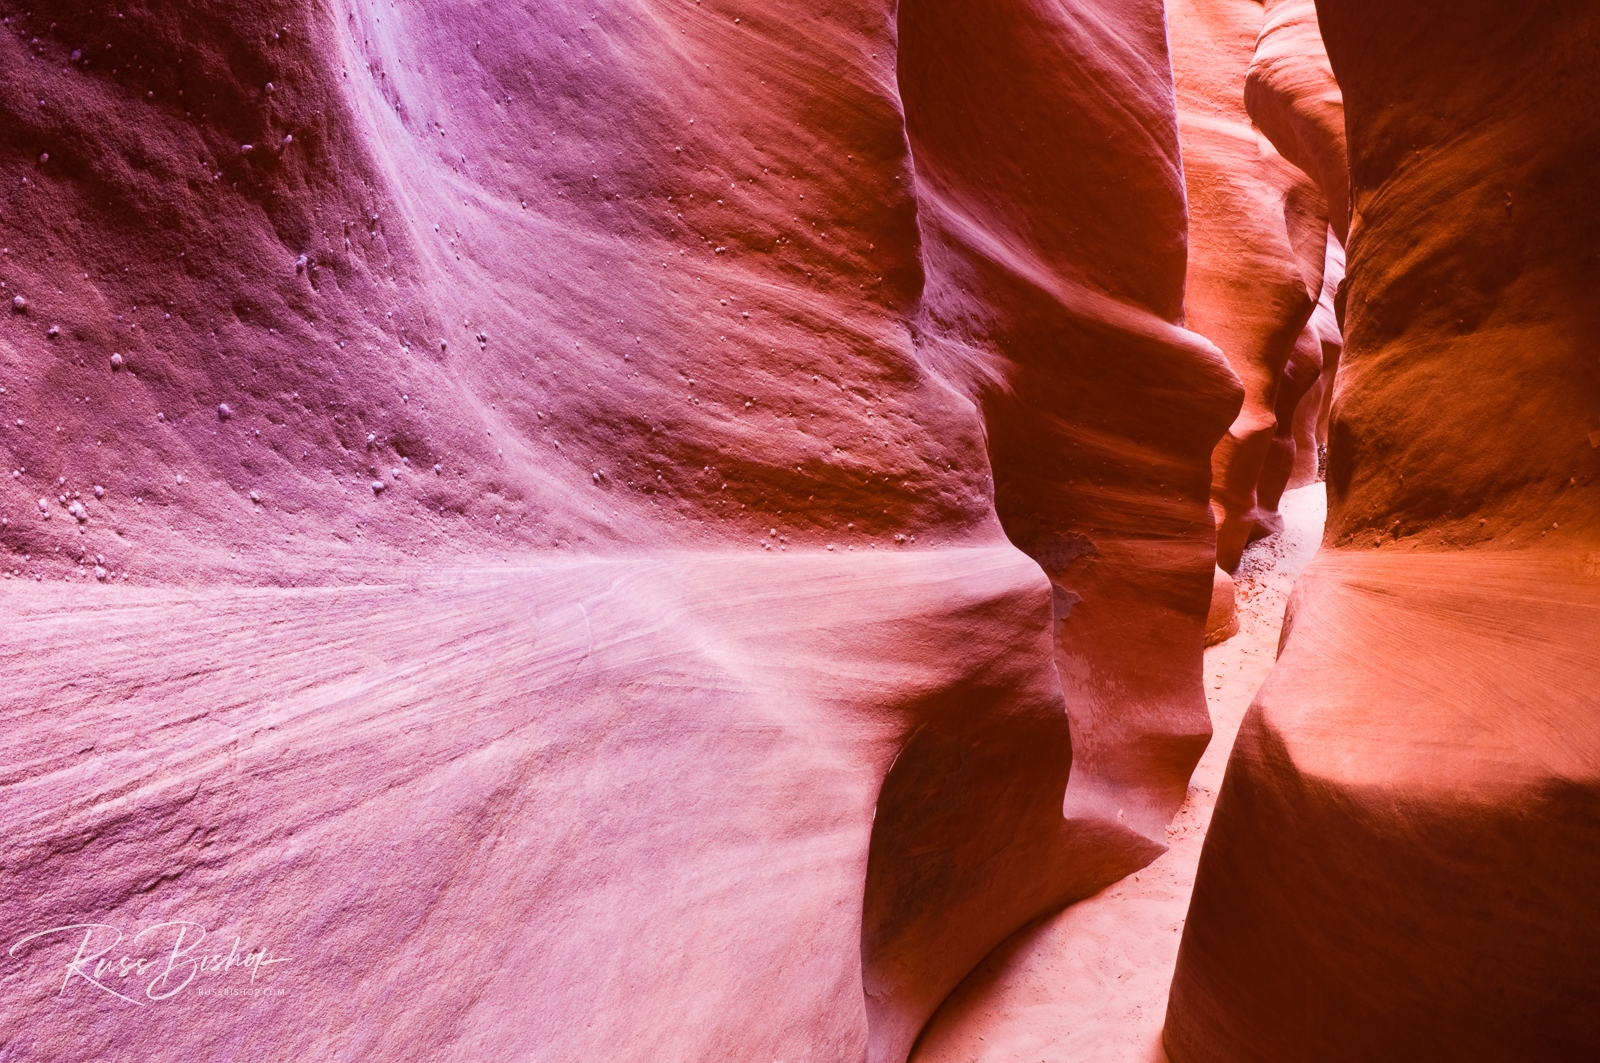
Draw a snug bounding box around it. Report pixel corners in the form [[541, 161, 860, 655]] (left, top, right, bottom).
[[1167, 1, 1600, 1059], [0, 2, 1237, 1061], [1246, 0, 1349, 244], [893, 10, 1243, 1041], [1167, 0, 1329, 574], [1241, 0, 1350, 523]]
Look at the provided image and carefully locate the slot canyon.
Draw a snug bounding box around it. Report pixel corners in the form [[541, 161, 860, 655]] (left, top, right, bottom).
[[0, 0, 1593, 1060]]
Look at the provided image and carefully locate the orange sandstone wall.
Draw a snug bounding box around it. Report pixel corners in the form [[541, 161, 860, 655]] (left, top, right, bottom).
[[1168, 0, 1328, 573], [1167, 1, 1600, 1058]]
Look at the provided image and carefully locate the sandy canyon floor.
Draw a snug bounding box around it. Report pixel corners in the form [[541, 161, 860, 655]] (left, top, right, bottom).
[[912, 483, 1327, 1063]]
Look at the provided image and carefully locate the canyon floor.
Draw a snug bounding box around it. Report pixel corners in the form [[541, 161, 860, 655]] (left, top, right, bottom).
[[912, 483, 1328, 1063]]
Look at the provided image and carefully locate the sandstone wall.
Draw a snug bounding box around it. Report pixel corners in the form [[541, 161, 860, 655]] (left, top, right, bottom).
[[0, 2, 1239, 1060], [1167, 1, 1600, 1058], [1168, 0, 1328, 573]]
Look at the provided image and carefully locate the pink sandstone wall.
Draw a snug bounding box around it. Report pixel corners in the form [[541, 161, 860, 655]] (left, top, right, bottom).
[[0, 1, 1240, 1059]]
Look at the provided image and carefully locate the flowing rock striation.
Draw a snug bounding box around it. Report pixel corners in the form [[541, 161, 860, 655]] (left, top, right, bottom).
[[0, 1, 1237, 1060]]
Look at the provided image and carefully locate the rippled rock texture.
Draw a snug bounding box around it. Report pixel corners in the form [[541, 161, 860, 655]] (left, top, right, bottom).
[[0, 2, 1238, 1060]]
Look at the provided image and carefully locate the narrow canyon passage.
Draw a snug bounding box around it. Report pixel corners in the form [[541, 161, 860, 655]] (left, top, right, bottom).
[[911, 484, 1327, 1063], [3, 0, 1592, 1057]]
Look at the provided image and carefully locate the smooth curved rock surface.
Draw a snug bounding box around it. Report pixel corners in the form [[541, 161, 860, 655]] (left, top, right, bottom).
[[1243, 0, 1350, 503], [1204, 565, 1239, 646], [1288, 236, 1343, 491], [1167, 1, 1600, 1058], [1168, 554, 1600, 1062], [1244, 0, 1349, 242], [1252, 314, 1320, 529], [870, 1, 1244, 1052], [896, 0, 1240, 867], [1168, 0, 1328, 573], [908, 485, 1327, 1063], [0, 1, 1237, 1060]]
